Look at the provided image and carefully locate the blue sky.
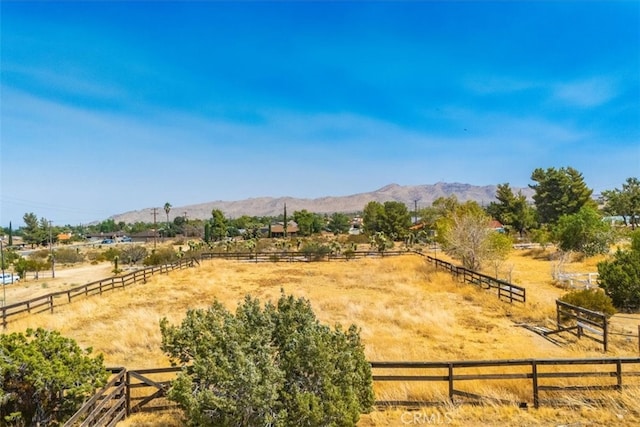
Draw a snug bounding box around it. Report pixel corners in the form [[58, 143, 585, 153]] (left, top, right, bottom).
[[1, 1, 639, 226]]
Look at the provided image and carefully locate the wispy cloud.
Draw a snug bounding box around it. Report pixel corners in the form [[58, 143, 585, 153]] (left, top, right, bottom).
[[552, 77, 618, 108]]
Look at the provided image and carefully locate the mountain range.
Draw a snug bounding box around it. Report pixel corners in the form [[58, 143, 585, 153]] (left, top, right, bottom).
[[110, 182, 534, 224]]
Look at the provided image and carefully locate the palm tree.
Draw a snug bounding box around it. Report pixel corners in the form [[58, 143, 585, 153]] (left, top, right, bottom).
[[164, 202, 172, 236]]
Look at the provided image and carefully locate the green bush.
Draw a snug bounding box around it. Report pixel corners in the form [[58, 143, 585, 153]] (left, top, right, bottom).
[[559, 289, 616, 317], [598, 247, 640, 312], [53, 247, 85, 264], [299, 242, 331, 261], [160, 293, 374, 427], [0, 328, 108, 425], [143, 247, 178, 266]]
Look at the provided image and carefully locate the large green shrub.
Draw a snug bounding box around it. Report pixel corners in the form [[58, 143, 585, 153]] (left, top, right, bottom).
[[160, 293, 374, 427], [598, 247, 640, 312], [53, 247, 85, 264], [0, 328, 108, 425], [559, 289, 616, 317]]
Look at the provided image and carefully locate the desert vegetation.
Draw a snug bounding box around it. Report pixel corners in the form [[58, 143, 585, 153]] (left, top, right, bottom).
[[4, 248, 640, 426], [1, 169, 639, 425]]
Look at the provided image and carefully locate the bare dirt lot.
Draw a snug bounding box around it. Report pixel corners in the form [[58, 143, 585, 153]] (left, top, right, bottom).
[[2, 262, 114, 305]]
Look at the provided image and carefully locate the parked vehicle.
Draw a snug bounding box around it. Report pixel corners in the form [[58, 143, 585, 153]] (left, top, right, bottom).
[[121, 236, 132, 243], [1, 273, 20, 285], [101, 239, 114, 244]]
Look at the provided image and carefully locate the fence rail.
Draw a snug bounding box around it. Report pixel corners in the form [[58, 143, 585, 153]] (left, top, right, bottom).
[[201, 250, 526, 304], [548, 300, 609, 351], [422, 253, 526, 303], [201, 250, 410, 263], [64, 357, 640, 426], [1, 259, 194, 328], [63, 367, 127, 427]]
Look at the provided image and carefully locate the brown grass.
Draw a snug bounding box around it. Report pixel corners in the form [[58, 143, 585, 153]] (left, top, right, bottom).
[[5, 250, 640, 426]]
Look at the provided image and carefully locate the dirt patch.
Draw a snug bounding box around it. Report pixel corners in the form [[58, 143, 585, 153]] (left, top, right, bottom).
[[2, 263, 114, 305]]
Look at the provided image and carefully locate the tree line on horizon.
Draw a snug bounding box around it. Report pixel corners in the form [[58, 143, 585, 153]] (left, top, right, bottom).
[[3, 167, 639, 246]]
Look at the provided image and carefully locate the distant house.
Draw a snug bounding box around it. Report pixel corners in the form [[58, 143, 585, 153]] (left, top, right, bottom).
[[129, 230, 161, 243], [488, 220, 505, 233], [85, 231, 127, 242], [57, 232, 73, 242], [269, 221, 299, 238]]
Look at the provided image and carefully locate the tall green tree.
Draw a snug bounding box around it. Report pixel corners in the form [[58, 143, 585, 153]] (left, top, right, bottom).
[[327, 212, 351, 235], [362, 201, 384, 235], [164, 202, 172, 230], [292, 210, 323, 236], [362, 201, 412, 240], [486, 183, 536, 236], [380, 201, 412, 240], [160, 293, 373, 427], [210, 209, 227, 241], [529, 166, 595, 225], [22, 213, 46, 248], [601, 177, 640, 229]]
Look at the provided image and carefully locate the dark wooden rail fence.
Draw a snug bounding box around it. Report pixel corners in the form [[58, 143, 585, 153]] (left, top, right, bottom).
[[201, 250, 411, 263], [547, 300, 609, 351], [64, 357, 640, 426], [422, 253, 526, 303], [1, 259, 194, 328], [63, 367, 127, 427], [201, 250, 526, 304]]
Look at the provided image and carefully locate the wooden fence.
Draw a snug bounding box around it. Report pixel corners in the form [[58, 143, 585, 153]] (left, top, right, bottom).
[[546, 300, 609, 351], [422, 254, 526, 303], [1, 258, 194, 328], [201, 250, 410, 262], [200, 250, 526, 304], [63, 357, 640, 426], [63, 367, 127, 427]]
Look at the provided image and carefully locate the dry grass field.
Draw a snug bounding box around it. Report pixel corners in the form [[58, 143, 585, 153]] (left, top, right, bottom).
[[4, 245, 640, 426]]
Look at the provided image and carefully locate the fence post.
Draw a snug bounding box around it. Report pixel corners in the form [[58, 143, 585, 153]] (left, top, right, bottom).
[[616, 359, 622, 391], [448, 363, 454, 403], [126, 370, 131, 416], [49, 295, 54, 313], [531, 360, 539, 408], [603, 317, 608, 352]]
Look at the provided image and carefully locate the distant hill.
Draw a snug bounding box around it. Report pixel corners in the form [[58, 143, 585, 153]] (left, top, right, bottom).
[[110, 182, 534, 224]]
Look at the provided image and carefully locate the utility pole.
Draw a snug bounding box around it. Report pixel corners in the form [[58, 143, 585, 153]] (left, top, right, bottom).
[[49, 220, 55, 279], [283, 203, 288, 238], [152, 208, 158, 249]]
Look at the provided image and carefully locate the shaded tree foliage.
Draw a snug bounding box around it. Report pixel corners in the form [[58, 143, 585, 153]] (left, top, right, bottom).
[[486, 183, 536, 237], [530, 166, 595, 225], [292, 210, 324, 236], [0, 329, 108, 426], [553, 206, 614, 257], [601, 177, 640, 229], [327, 212, 351, 235], [160, 293, 374, 427], [362, 201, 412, 240], [598, 231, 640, 312], [207, 209, 227, 242], [22, 213, 46, 248]]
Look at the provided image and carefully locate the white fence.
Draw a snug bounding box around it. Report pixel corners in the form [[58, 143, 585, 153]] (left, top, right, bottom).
[[554, 272, 599, 290]]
